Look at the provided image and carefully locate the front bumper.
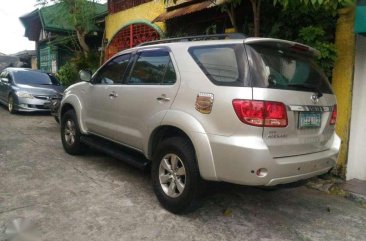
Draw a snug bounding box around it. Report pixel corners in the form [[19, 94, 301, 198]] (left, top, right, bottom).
[[207, 133, 340, 186], [14, 96, 52, 112]]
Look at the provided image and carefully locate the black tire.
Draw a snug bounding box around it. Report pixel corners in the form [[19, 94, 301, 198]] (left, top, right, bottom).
[[8, 94, 16, 114], [152, 137, 202, 214], [61, 109, 86, 155]]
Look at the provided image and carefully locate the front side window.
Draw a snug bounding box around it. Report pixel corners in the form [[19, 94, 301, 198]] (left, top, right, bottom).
[[189, 44, 245, 86], [93, 54, 131, 84], [127, 50, 176, 85]]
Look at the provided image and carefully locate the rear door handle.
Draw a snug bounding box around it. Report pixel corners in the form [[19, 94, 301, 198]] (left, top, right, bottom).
[[109, 91, 118, 98], [156, 95, 170, 102]]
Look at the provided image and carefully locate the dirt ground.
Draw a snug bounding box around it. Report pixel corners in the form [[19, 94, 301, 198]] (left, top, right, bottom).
[[0, 106, 365, 241]]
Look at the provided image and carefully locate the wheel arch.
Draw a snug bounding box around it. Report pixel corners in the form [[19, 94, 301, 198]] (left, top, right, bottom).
[[146, 111, 218, 181], [60, 95, 86, 133]]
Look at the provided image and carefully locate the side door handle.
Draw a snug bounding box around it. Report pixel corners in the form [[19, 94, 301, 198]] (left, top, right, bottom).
[[156, 95, 170, 102], [109, 91, 118, 98]]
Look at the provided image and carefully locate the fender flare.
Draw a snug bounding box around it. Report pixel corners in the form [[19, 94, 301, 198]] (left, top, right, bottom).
[[60, 94, 87, 133], [145, 110, 218, 181]]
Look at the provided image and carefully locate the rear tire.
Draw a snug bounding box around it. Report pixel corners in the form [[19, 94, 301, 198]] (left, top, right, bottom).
[[8, 94, 16, 114], [152, 137, 202, 214], [61, 109, 86, 155]]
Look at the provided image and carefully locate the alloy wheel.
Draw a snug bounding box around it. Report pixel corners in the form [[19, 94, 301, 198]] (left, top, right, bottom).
[[159, 154, 186, 198], [64, 120, 76, 146]]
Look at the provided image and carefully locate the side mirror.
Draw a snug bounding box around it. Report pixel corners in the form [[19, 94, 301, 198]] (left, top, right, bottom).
[[79, 70, 92, 82], [1, 77, 9, 83]]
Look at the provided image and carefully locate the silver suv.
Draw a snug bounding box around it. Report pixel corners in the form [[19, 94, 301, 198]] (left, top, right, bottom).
[[59, 34, 340, 213]]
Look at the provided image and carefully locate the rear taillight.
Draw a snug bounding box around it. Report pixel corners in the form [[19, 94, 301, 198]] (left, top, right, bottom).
[[330, 105, 337, 125], [232, 100, 288, 127]]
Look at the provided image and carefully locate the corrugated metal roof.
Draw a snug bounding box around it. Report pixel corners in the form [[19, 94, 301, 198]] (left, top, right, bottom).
[[153, 0, 213, 22]]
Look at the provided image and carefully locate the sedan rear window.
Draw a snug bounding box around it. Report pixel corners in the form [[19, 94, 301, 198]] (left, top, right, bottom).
[[248, 45, 333, 94], [13, 70, 60, 86], [189, 44, 245, 86]]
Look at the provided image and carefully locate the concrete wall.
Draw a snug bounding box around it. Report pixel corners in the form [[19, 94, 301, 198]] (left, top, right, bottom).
[[331, 7, 356, 177], [347, 35, 366, 181], [105, 1, 166, 42]]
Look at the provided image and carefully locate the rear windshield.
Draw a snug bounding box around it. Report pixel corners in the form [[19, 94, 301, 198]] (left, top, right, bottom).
[[248, 45, 333, 94], [189, 44, 246, 86], [13, 70, 60, 86]]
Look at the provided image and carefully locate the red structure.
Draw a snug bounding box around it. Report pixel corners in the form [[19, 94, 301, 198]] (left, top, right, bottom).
[[106, 23, 161, 60], [108, 0, 151, 14]]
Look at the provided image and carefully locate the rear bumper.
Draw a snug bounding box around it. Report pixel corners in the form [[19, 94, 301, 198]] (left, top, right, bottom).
[[207, 133, 340, 186]]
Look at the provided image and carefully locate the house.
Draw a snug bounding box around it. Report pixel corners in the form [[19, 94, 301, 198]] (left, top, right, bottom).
[[346, 0, 366, 181], [20, 2, 107, 73], [11, 50, 37, 69], [329, 0, 366, 181], [104, 0, 166, 60], [152, 0, 237, 36]]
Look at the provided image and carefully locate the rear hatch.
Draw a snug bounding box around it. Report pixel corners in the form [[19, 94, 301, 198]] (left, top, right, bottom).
[[245, 39, 337, 158]]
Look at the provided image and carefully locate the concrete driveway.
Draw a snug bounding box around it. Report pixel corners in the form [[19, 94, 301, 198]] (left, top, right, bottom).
[[0, 106, 365, 241]]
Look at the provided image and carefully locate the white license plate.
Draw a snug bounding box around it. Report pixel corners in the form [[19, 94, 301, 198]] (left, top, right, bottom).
[[298, 112, 321, 128]]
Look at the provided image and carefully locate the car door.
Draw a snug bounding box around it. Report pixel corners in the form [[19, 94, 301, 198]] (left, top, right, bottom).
[[107, 48, 180, 150], [0, 71, 5, 101], [83, 53, 131, 139], [0, 71, 11, 102]]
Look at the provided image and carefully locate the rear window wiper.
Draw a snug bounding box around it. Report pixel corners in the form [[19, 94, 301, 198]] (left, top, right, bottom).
[[287, 83, 323, 98]]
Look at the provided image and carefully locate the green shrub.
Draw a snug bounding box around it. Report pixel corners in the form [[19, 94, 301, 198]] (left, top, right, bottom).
[[298, 26, 337, 79], [57, 62, 78, 87], [57, 52, 100, 87]]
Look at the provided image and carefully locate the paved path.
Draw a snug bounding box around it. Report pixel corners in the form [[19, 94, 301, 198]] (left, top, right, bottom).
[[0, 106, 365, 241]]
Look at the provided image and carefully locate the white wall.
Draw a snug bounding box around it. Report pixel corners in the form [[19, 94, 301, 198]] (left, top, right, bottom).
[[347, 35, 366, 180]]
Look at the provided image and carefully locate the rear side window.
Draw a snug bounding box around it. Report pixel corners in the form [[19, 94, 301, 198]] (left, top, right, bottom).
[[189, 44, 245, 86], [247, 45, 333, 94], [127, 50, 176, 85]]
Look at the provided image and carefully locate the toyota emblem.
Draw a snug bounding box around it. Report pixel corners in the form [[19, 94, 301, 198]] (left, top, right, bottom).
[[311, 94, 319, 104]]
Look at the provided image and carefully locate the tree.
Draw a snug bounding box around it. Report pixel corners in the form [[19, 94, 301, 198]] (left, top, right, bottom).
[[274, 0, 355, 12], [164, 0, 262, 36], [221, 0, 261, 37], [36, 0, 99, 56], [165, 0, 354, 37]]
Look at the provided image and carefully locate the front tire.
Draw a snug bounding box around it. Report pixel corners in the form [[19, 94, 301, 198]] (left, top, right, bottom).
[[8, 94, 16, 114], [61, 109, 86, 155], [152, 137, 202, 214]]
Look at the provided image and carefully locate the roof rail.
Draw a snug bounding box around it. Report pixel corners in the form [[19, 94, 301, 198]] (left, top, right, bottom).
[[137, 33, 246, 47]]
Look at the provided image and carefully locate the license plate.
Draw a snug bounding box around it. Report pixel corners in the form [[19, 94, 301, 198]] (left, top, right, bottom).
[[298, 112, 321, 128]]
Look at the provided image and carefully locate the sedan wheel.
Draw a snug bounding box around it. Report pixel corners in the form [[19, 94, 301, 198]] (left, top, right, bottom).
[[8, 95, 16, 114]]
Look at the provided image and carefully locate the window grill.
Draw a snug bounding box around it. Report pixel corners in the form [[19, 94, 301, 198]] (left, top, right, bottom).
[[106, 23, 161, 60]]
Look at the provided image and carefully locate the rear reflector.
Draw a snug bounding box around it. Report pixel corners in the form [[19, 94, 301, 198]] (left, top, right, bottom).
[[232, 100, 288, 127], [330, 105, 337, 125]]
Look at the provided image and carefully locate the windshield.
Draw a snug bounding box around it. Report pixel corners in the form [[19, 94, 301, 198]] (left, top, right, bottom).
[[13, 70, 60, 86], [248, 45, 333, 94]]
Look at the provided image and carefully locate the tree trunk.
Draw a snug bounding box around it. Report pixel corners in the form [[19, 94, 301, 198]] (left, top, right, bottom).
[[226, 4, 238, 32], [250, 0, 261, 37], [76, 30, 90, 56]]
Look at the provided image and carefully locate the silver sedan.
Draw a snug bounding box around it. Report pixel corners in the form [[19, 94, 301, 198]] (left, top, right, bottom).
[[0, 68, 64, 114]]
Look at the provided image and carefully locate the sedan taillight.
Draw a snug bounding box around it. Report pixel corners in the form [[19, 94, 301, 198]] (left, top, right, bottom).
[[330, 105, 337, 125], [232, 100, 288, 127]]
